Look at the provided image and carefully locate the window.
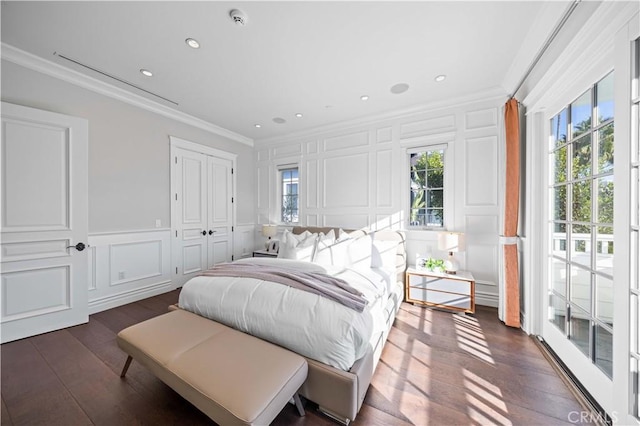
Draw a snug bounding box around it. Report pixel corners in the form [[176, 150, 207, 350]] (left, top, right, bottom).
[[548, 71, 614, 378], [280, 167, 299, 223], [630, 36, 640, 420], [409, 147, 445, 228]]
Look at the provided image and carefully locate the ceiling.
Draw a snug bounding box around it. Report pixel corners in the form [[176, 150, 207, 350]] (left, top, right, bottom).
[[2, 1, 559, 142]]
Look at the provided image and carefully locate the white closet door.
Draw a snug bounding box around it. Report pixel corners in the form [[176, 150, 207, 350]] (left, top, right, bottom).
[[207, 156, 233, 268], [1, 102, 88, 343], [174, 148, 207, 287]]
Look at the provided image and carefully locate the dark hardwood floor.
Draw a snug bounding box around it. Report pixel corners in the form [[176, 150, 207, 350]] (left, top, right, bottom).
[[1, 290, 591, 425]]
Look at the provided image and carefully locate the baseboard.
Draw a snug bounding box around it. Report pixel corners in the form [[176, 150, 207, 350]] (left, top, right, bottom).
[[88, 280, 173, 314], [475, 290, 499, 308], [532, 336, 612, 426]]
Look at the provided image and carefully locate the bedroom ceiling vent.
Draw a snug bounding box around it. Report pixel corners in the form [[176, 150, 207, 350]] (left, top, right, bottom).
[[229, 9, 248, 26]]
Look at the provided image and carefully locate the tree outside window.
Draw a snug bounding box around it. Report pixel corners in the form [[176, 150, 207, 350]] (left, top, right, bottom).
[[409, 149, 444, 228], [281, 168, 299, 223]]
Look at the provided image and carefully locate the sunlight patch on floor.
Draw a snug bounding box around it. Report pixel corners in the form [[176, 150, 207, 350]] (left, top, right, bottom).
[[386, 327, 433, 366], [371, 361, 433, 425], [454, 316, 495, 365]]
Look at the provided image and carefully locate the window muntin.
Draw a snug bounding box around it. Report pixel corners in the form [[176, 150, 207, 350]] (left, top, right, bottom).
[[409, 148, 445, 228], [548, 71, 615, 379], [280, 167, 299, 223]]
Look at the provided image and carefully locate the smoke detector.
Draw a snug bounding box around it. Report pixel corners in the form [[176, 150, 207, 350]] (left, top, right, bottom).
[[229, 9, 248, 26]]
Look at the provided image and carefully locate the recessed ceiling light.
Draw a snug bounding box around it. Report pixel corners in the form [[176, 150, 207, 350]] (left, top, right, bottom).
[[254, 124, 261, 128], [295, 113, 303, 118], [140, 69, 153, 77], [360, 95, 369, 101], [435, 75, 446, 82], [185, 38, 200, 49], [390, 83, 409, 94]]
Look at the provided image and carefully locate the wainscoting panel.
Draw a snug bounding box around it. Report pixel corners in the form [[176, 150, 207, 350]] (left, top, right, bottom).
[[323, 131, 369, 152], [323, 153, 369, 208], [377, 127, 393, 144], [272, 143, 302, 158], [465, 107, 498, 131], [234, 224, 256, 259], [466, 242, 499, 287], [306, 159, 319, 209], [376, 150, 393, 208], [87, 229, 172, 314], [255, 97, 505, 307], [400, 114, 456, 139], [306, 140, 318, 155], [465, 215, 499, 236], [465, 136, 498, 207]]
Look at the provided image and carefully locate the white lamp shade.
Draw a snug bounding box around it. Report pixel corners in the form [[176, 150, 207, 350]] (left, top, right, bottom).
[[261, 224, 278, 238], [438, 232, 465, 253]]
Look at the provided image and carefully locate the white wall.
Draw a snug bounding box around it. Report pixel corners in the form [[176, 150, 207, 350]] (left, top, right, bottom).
[[1, 60, 255, 232], [1, 59, 256, 310], [255, 97, 505, 306]]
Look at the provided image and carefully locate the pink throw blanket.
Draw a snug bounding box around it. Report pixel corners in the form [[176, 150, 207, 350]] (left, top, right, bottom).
[[201, 263, 367, 312]]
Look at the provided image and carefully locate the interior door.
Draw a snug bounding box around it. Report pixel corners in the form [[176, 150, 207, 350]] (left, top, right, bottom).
[[173, 147, 207, 287], [207, 156, 233, 267], [1, 102, 89, 343]]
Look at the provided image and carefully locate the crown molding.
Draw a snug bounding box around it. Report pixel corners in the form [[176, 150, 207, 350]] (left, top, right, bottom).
[[523, 1, 639, 112], [1, 43, 253, 146], [255, 86, 507, 146]]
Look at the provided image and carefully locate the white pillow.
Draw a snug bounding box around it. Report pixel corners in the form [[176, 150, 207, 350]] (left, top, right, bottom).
[[371, 239, 399, 270], [278, 230, 317, 261], [347, 234, 373, 270], [314, 235, 351, 267], [313, 232, 373, 270]]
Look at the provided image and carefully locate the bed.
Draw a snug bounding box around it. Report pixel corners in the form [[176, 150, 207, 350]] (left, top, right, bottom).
[[177, 226, 406, 424]]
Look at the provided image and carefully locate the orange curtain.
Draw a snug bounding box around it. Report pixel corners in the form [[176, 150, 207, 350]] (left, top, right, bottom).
[[503, 98, 520, 328]]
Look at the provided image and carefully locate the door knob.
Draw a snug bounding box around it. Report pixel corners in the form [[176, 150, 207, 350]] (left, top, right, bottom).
[[201, 230, 207, 236], [209, 230, 216, 235], [67, 242, 87, 251]]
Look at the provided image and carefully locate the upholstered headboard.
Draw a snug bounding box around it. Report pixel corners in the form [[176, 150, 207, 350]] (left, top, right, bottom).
[[291, 226, 407, 285]]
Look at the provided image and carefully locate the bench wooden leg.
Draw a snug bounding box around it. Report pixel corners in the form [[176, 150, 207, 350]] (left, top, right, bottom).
[[120, 355, 133, 378], [293, 393, 305, 417]]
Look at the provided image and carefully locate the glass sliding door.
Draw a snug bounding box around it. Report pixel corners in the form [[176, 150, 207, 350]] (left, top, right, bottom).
[[629, 35, 640, 423], [544, 72, 615, 409]]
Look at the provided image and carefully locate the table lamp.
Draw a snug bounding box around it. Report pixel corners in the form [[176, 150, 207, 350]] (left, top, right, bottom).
[[438, 231, 465, 274], [261, 224, 278, 250]]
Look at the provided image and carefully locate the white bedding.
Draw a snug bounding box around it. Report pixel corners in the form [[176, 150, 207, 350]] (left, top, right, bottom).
[[178, 257, 394, 371]]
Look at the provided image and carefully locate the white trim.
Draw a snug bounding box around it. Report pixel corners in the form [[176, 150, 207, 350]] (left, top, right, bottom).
[[170, 137, 237, 288], [523, 2, 639, 112], [169, 136, 238, 161], [89, 228, 171, 237], [402, 140, 454, 231], [1, 43, 253, 146], [88, 280, 173, 314], [255, 88, 506, 147], [475, 290, 499, 308]]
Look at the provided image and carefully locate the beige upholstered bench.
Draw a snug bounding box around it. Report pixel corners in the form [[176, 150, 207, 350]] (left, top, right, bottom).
[[117, 309, 308, 425]]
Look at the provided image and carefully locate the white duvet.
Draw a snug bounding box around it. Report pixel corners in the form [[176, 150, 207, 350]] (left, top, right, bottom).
[[178, 257, 393, 371]]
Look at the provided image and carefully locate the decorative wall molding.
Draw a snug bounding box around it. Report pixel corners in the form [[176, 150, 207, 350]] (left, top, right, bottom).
[[234, 223, 257, 258], [255, 88, 506, 147], [87, 229, 171, 314], [1, 43, 253, 146], [475, 290, 499, 308], [256, 98, 504, 306]]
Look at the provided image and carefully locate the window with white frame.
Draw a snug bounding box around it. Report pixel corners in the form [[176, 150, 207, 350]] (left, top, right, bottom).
[[279, 166, 299, 223], [630, 36, 640, 420], [547, 71, 615, 378], [408, 146, 446, 228]]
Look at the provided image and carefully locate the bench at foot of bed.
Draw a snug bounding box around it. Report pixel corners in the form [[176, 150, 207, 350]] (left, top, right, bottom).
[[116, 309, 308, 425]]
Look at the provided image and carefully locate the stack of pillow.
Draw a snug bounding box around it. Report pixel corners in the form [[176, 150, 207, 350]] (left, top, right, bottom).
[[277, 228, 398, 273]]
